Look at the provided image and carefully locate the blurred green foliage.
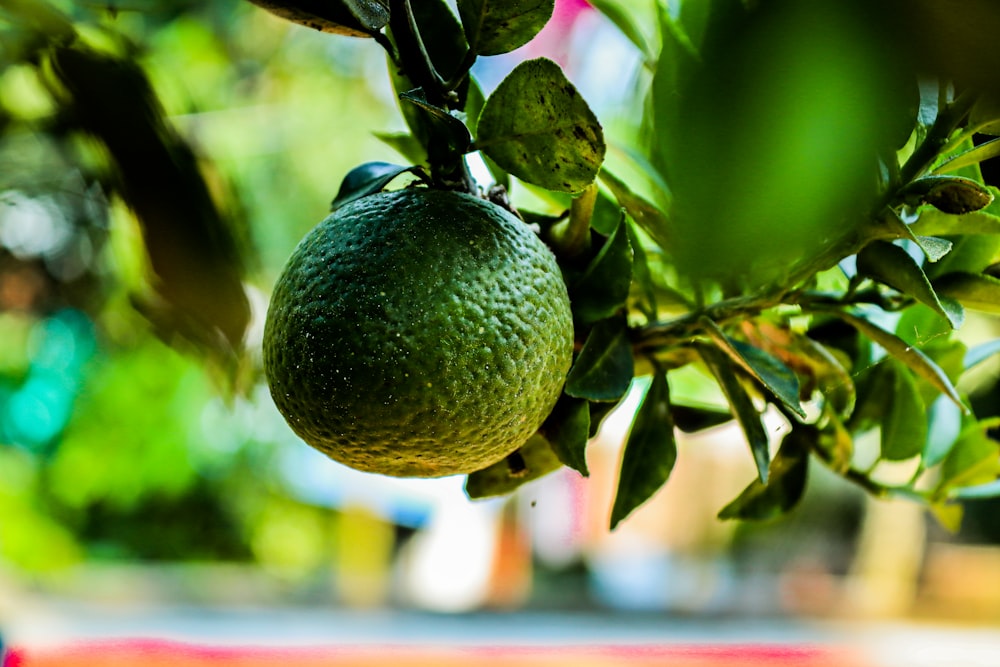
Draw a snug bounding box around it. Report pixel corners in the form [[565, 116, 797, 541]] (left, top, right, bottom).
[[0, 0, 400, 575]]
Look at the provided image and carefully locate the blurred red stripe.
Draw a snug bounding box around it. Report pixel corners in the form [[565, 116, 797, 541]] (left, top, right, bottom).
[[4, 640, 868, 667]]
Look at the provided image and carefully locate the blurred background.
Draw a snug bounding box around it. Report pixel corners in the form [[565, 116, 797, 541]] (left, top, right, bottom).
[[2, 0, 1000, 662]]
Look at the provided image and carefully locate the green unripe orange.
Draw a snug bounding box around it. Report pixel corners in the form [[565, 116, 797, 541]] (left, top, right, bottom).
[[263, 188, 574, 477]]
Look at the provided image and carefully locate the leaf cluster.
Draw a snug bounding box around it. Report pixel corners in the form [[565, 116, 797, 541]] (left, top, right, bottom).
[[251, 0, 1000, 530]]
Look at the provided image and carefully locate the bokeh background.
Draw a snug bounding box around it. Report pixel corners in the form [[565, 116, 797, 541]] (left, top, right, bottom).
[[2, 0, 1000, 662]]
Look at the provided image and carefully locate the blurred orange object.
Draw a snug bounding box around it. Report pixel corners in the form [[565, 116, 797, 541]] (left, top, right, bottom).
[[4, 640, 866, 667]]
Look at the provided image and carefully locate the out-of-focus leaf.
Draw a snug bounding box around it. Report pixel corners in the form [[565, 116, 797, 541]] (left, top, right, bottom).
[[477, 58, 605, 193], [599, 167, 672, 251], [671, 403, 732, 433], [880, 360, 927, 461], [827, 310, 967, 413], [587, 0, 658, 62], [816, 410, 853, 473], [541, 394, 591, 476], [569, 212, 633, 324], [934, 137, 1000, 175], [609, 371, 676, 530], [699, 343, 770, 484], [701, 318, 805, 419], [245, 0, 389, 37], [857, 241, 964, 328], [374, 131, 427, 165], [458, 0, 554, 56], [965, 338, 1000, 370], [330, 162, 416, 211], [49, 45, 250, 359], [465, 434, 563, 499], [934, 272, 1000, 314], [950, 478, 1000, 500], [936, 418, 1000, 498], [718, 426, 811, 521], [565, 316, 634, 401]]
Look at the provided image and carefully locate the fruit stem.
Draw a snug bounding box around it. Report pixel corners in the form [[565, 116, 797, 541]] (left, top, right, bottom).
[[546, 183, 595, 260]]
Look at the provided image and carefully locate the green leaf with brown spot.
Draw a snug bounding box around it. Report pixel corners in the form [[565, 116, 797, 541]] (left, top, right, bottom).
[[476, 58, 605, 193], [458, 0, 554, 56]]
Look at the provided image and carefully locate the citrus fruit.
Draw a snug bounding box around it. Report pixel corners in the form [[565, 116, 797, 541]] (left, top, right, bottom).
[[263, 187, 574, 478]]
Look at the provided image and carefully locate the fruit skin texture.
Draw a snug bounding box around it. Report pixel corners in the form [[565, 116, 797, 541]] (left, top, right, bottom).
[[263, 188, 574, 478]]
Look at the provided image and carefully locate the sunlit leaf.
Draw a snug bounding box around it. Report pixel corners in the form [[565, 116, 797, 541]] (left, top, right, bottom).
[[881, 210, 953, 262], [465, 434, 563, 498], [936, 418, 1000, 498], [910, 207, 1000, 237], [856, 240, 964, 328], [609, 371, 676, 530], [699, 343, 770, 484], [564, 316, 634, 401], [458, 0, 554, 56], [477, 58, 605, 193], [541, 394, 591, 476], [826, 310, 968, 413], [934, 137, 1000, 175], [718, 426, 810, 521], [880, 360, 927, 461]]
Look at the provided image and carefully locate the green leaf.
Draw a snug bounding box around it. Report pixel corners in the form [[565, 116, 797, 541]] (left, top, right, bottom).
[[965, 338, 1000, 370], [330, 162, 416, 211], [793, 333, 856, 417], [671, 403, 732, 433], [609, 372, 677, 530], [827, 310, 968, 413], [934, 272, 1000, 314], [564, 316, 634, 401], [458, 0, 554, 56], [373, 131, 427, 165], [245, 0, 389, 36], [476, 58, 605, 193], [856, 241, 964, 328], [934, 137, 1000, 175], [880, 360, 927, 461], [700, 318, 805, 419], [569, 212, 633, 324], [970, 93, 1000, 136], [599, 167, 672, 251], [910, 207, 1000, 237], [949, 478, 1000, 501], [588, 399, 620, 438], [541, 395, 591, 476], [698, 343, 771, 484], [465, 434, 563, 499], [718, 426, 811, 521], [937, 418, 1000, 498], [587, 0, 658, 62], [399, 88, 472, 163]]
